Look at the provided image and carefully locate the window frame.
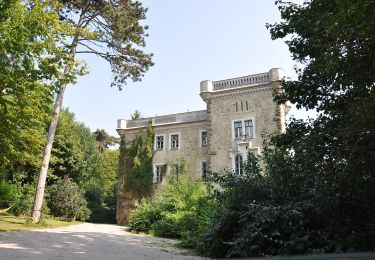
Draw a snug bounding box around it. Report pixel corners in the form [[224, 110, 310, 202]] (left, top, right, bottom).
[[154, 164, 163, 183], [154, 134, 165, 151], [200, 161, 207, 179], [234, 154, 243, 175], [232, 118, 255, 140], [244, 120, 254, 139], [234, 121, 243, 140], [200, 130, 208, 147], [169, 133, 180, 150]]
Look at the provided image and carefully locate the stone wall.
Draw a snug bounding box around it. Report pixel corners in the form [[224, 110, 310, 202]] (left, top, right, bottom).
[[117, 119, 208, 181], [207, 85, 280, 172], [116, 68, 289, 224]]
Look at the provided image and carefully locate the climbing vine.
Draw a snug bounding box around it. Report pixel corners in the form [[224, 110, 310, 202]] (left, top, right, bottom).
[[118, 121, 154, 203]]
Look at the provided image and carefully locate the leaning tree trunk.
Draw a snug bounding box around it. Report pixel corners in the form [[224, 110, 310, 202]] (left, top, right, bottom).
[[31, 33, 81, 223]]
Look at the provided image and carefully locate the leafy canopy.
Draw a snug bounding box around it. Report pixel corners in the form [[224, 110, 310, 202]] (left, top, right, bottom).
[[59, 0, 154, 89], [0, 0, 81, 170], [49, 109, 100, 184], [267, 0, 375, 114]]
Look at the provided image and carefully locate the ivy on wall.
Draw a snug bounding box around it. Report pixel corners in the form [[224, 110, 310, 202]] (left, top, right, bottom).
[[119, 121, 154, 201]]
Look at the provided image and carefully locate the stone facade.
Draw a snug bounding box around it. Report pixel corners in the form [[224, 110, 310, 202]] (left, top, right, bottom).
[[117, 68, 289, 180], [117, 111, 209, 180]]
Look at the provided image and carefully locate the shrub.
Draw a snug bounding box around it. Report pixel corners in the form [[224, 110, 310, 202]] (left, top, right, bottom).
[[85, 183, 116, 223], [128, 161, 217, 248], [11, 184, 36, 216], [0, 181, 47, 217], [128, 199, 162, 232], [48, 178, 91, 221], [199, 142, 375, 257], [0, 181, 15, 209]]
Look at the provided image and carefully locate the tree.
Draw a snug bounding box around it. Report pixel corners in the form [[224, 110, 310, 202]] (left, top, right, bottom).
[[131, 110, 143, 120], [49, 109, 99, 184], [268, 0, 375, 115], [85, 149, 119, 223], [261, 0, 375, 253], [93, 129, 118, 153], [0, 0, 74, 175], [48, 178, 91, 221], [199, 1, 375, 257], [267, 0, 375, 211], [32, 0, 153, 222]]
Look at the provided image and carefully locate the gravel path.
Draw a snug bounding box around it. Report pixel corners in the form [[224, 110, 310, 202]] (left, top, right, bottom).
[[0, 223, 203, 260]]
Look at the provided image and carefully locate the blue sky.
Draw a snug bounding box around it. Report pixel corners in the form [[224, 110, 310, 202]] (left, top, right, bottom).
[[64, 0, 305, 136]]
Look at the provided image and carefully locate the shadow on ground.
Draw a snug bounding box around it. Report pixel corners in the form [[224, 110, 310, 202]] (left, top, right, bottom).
[[0, 223, 200, 260]]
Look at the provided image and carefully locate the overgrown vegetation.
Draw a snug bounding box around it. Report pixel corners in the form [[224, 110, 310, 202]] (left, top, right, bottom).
[[0, 109, 118, 223], [128, 1, 375, 257], [48, 178, 91, 221], [128, 161, 216, 248], [85, 150, 119, 223], [199, 0, 375, 257], [0, 0, 141, 223], [117, 121, 154, 224]]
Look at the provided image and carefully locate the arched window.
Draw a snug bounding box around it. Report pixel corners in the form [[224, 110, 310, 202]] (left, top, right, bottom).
[[235, 154, 243, 175]]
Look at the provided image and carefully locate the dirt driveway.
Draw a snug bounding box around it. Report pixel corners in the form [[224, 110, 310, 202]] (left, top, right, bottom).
[[0, 223, 203, 259]]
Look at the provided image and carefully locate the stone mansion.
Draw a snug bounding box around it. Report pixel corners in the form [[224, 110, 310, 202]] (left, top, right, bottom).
[[116, 68, 290, 182]]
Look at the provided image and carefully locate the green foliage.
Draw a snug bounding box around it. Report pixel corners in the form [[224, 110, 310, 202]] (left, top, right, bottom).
[[128, 161, 217, 248], [48, 178, 91, 221], [127, 199, 162, 233], [0, 181, 14, 209], [49, 109, 100, 184], [59, 0, 154, 89], [0, 181, 49, 217], [119, 121, 154, 202], [200, 133, 375, 258], [267, 0, 375, 115], [85, 150, 119, 223], [201, 154, 310, 257], [265, 0, 375, 254], [131, 110, 143, 120], [10, 184, 36, 216], [93, 129, 118, 153], [0, 0, 73, 171]]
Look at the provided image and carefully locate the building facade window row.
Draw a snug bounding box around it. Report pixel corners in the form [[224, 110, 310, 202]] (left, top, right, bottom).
[[154, 161, 207, 183], [154, 130, 208, 151]]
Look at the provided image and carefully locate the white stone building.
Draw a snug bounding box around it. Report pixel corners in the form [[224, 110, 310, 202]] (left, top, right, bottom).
[[116, 68, 289, 183]]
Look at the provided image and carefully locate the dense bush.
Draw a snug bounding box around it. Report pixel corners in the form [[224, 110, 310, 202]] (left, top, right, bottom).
[[0, 181, 14, 209], [199, 135, 375, 258], [10, 184, 37, 216], [128, 164, 216, 248], [85, 183, 116, 223], [84, 150, 118, 223], [0, 181, 48, 216], [48, 178, 91, 221]]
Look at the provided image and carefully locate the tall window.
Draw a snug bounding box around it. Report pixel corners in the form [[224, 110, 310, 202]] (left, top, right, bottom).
[[235, 154, 243, 175], [244, 120, 253, 139], [201, 131, 208, 147], [171, 134, 179, 149], [201, 161, 207, 179], [234, 121, 243, 139], [155, 135, 164, 150], [155, 165, 163, 183]]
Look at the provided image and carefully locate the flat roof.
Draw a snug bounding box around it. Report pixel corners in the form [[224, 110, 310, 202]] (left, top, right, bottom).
[[117, 110, 207, 129]]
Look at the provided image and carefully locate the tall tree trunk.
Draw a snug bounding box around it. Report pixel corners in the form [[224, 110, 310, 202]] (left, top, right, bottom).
[[31, 20, 83, 223], [31, 80, 68, 222]]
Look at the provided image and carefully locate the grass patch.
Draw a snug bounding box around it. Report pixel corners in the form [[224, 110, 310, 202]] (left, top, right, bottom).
[[0, 215, 80, 231]]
